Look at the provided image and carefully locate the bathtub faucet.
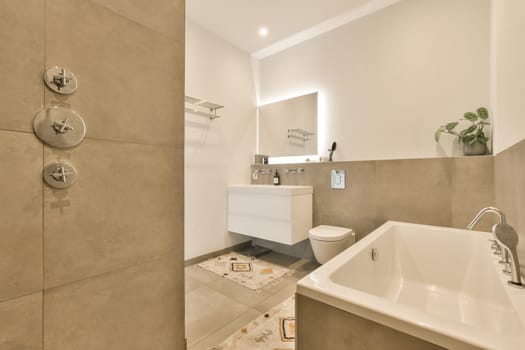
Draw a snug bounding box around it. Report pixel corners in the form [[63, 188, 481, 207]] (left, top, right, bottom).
[[493, 223, 523, 287], [467, 207, 511, 270], [467, 206, 507, 229]]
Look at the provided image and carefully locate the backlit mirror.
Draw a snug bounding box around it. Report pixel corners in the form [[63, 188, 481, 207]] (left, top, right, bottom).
[[258, 92, 318, 157]]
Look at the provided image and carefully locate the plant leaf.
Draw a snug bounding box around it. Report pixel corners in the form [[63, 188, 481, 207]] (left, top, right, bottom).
[[477, 107, 489, 120], [461, 135, 476, 144], [460, 125, 477, 135], [464, 112, 478, 122], [434, 129, 442, 142], [477, 133, 489, 143], [445, 122, 459, 131]]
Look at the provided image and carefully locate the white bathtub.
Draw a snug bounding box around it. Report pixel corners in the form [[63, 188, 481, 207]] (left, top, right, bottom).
[[297, 221, 525, 350]]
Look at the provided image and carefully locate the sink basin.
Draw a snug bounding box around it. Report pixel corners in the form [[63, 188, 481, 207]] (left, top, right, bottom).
[[227, 185, 313, 244]]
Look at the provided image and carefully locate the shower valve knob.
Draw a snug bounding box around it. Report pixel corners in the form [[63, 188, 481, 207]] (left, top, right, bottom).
[[51, 118, 74, 134], [43, 162, 77, 189], [49, 166, 72, 183], [52, 68, 71, 88], [43, 66, 78, 95]]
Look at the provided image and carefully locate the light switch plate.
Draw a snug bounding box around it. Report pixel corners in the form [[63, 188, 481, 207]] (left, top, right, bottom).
[[331, 169, 345, 189]]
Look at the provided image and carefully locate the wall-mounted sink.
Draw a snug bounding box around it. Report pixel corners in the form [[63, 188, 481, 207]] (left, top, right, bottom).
[[227, 185, 313, 245]]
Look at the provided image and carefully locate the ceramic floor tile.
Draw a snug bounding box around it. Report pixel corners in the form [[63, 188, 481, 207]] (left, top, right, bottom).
[[188, 308, 260, 350], [185, 265, 222, 285], [186, 286, 250, 347], [186, 274, 205, 294], [253, 281, 298, 313]]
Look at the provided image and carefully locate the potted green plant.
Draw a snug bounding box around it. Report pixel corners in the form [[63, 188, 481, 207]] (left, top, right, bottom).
[[434, 107, 490, 155]]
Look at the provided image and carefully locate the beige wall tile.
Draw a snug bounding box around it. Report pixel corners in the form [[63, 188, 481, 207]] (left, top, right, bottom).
[[372, 158, 453, 227], [89, 0, 184, 41], [0, 0, 44, 132], [0, 292, 42, 350], [45, 0, 184, 146], [495, 140, 525, 275], [0, 131, 42, 301], [297, 294, 446, 350], [44, 253, 184, 350], [44, 139, 183, 288], [253, 156, 494, 241]]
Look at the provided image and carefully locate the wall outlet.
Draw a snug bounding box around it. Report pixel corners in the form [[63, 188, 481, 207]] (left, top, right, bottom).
[[331, 169, 345, 189]]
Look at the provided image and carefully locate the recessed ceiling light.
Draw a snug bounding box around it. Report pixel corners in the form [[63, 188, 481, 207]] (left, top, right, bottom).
[[258, 27, 268, 37]]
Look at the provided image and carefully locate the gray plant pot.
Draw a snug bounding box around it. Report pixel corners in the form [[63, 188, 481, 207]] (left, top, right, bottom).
[[463, 141, 487, 156]]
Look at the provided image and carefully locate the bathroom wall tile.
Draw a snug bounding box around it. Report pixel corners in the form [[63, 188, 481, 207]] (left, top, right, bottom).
[[376, 158, 453, 191], [314, 161, 377, 239], [296, 294, 446, 350], [88, 0, 184, 41], [44, 253, 184, 350], [0, 131, 42, 302], [253, 156, 495, 242], [44, 139, 183, 288], [495, 139, 525, 272], [451, 156, 495, 231], [376, 158, 453, 227], [453, 156, 494, 189], [0, 292, 42, 350], [45, 0, 184, 146], [0, 0, 44, 133], [451, 189, 495, 230]]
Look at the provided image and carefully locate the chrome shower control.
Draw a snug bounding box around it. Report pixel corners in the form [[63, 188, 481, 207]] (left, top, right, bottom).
[[33, 106, 86, 148], [51, 118, 74, 134], [44, 66, 78, 94], [43, 162, 77, 189]]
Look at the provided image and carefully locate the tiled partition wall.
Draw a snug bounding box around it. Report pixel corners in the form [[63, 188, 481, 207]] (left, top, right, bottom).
[[252, 156, 495, 239], [495, 139, 525, 276], [0, 1, 185, 349]]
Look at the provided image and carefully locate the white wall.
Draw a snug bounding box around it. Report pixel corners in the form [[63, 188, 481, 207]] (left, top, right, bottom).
[[492, 0, 525, 154], [258, 0, 490, 161], [185, 21, 256, 259]]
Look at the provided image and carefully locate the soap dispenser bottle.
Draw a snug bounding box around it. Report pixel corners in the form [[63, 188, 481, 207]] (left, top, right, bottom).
[[273, 170, 281, 186]]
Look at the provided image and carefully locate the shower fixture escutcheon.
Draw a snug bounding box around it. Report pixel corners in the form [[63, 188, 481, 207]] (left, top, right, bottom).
[[43, 162, 77, 189], [43, 66, 78, 94], [33, 106, 86, 148]]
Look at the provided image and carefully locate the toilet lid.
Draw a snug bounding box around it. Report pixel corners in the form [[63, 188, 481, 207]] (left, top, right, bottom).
[[309, 225, 354, 242]]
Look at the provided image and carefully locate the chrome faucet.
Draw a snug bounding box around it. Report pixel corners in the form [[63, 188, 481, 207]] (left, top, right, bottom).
[[467, 206, 507, 229], [493, 223, 523, 287], [468, 207, 511, 271]]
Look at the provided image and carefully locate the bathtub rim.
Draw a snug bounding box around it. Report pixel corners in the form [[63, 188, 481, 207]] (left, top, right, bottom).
[[296, 221, 525, 350]]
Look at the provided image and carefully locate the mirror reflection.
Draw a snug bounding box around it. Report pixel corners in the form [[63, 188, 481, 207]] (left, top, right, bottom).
[[258, 92, 318, 157]]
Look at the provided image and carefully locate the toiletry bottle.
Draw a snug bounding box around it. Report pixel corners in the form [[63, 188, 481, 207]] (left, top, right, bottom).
[[273, 170, 280, 186]]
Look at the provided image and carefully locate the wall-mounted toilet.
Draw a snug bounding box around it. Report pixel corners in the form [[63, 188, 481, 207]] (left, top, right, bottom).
[[309, 225, 355, 264]]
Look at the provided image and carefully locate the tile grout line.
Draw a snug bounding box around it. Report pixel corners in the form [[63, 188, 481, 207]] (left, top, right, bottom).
[[43, 248, 179, 293], [0, 290, 44, 306], [42, 0, 47, 348], [85, 0, 184, 44], [189, 308, 260, 350]]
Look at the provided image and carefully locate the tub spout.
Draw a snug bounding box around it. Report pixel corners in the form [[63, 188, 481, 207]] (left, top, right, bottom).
[[468, 207, 511, 269], [467, 207, 506, 229]]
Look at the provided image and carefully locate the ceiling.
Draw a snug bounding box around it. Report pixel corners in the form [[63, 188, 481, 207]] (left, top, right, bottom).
[[186, 0, 377, 54]]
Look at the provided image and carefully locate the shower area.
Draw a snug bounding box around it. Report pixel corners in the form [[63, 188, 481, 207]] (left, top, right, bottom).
[[0, 0, 185, 348]]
